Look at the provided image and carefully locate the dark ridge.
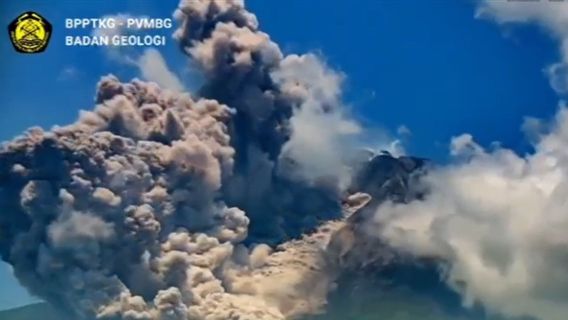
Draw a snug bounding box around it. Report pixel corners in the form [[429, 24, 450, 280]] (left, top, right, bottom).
[[0, 303, 70, 320]]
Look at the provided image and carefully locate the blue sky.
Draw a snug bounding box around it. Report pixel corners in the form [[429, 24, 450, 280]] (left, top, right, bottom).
[[0, 0, 562, 310]]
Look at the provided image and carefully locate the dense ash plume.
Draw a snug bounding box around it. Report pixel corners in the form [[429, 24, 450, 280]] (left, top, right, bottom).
[[5, 0, 529, 319], [174, 0, 362, 244], [0, 0, 385, 319], [5, 0, 548, 319], [0, 73, 375, 319], [1, 77, 242, 319]]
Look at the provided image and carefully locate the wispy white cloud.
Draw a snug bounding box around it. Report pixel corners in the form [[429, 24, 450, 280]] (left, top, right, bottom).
[[396, 125, 412, 137], [92, 13, 141, 64], [92, 13, 184, 91], [273, 54, 362, 189], [137, 48, 184, 91], [57, 66, 79, 81], [372, 104, 568, 320], [362, 5, 568, 319], [477, 1, 568, 94]]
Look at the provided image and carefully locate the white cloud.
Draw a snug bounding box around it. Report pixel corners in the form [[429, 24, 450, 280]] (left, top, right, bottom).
[[362, 6, 568, 318], [92, 14, 140, 64], [93, 13, 184, 91], [449, 133, 484, 157], [477, 1, 568, 94], [57, 66, 78, 81], [272, 54, 405, 189], [138, 48, 184, 91], [272, 54, 363, 189], [370, 104, 568, 320], [92, 14, 134, 38], [397, 125, 412, 137], [280, 98, 362, 189]]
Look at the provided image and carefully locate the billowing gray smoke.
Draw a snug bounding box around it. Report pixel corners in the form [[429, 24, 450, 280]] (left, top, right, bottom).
[[0, 73, 370, 320], [173, 0, 363, 244], [7, 1, 547, 319], [1, 77, 247, 319], [0, 0, 378, 319]]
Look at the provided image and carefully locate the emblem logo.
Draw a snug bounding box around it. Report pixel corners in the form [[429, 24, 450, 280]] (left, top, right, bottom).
[[8, 12, 52, 53]]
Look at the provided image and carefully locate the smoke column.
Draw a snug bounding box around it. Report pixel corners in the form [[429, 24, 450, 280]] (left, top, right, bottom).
[[173, 0, 365, 245], [0, 1, 373, 319], [4, 1, 562, 320]]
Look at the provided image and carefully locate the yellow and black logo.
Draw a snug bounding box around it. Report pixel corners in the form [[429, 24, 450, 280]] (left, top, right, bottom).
[[8, 12, 52, 53]]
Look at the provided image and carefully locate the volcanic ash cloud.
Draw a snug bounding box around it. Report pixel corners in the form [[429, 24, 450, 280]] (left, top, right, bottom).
[[0, 0, 372, 319], [174, 0, 364, 245], [0, 73, 375, 320]]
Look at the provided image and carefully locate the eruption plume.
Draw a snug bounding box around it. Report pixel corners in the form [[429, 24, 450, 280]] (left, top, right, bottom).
[[0, 1, 377, 319], [5, 1, 559, 320]]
